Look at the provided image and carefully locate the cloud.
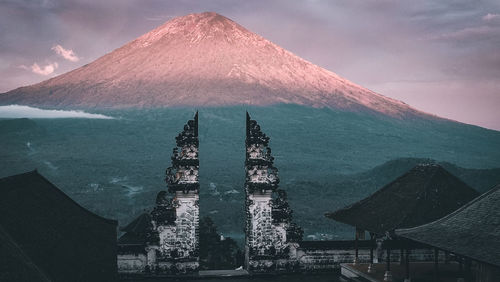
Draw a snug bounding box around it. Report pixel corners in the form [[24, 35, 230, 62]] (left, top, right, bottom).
[[51, 44, 80, 62], [428, 25, 500, 41], [0, 105, 114, 119], [483, 13, 500, 21], [20, 62, 58, 75]]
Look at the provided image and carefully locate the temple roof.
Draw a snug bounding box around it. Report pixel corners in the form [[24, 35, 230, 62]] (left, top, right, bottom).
[[0, 170, 117, 281], [118, 213, 152, 245], [117, 231, 148, 246], [121, 212, 152, 233], [396, 184, 500, 267], [326, 164, 479, 235]]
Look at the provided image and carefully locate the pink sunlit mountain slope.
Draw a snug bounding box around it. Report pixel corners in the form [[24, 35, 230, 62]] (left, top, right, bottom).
[[0, 12, 429, 118]]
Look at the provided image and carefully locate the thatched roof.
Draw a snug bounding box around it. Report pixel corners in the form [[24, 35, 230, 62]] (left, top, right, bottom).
[[326, 164, 479, 234]]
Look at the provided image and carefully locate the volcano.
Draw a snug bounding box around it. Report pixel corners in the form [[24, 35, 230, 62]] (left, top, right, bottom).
[[1, 12, 428, 118]]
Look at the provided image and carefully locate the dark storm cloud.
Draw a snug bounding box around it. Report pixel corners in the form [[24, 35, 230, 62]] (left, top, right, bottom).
[[0, 0, 499, 129]]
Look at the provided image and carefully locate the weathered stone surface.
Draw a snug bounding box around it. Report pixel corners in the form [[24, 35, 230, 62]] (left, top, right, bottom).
[[118, 112, 200, 274], [244, 113, 303, 272]]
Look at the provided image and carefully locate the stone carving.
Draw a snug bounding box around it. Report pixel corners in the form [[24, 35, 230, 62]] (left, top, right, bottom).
[[117, 112, 200, 274], [155, 111, 200, 268], [244, 112, 303, 272]]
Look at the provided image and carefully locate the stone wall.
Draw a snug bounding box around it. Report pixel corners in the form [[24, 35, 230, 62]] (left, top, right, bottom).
[[117, 253, 147, 273]]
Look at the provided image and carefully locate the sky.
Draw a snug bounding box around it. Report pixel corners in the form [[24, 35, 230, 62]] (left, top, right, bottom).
[[1, 0, 499, 130]]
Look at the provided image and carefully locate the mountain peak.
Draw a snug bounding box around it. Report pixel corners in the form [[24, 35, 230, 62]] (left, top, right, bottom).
[[132, 12, 249, 48], [194, 11, 231, 21], [0, 12, 430, 119], [172, 11, 239, 29]]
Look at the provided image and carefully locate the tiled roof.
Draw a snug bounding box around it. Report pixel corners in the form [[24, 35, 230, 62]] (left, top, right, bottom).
[[326, 164, 479, 234], [396, 184, 500, 267]]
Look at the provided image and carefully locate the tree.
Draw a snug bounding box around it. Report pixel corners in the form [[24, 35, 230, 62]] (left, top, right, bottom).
[[199, 216, 244, 269]]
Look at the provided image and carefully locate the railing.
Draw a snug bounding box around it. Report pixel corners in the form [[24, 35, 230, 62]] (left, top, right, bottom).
[[298, 239, 428, 250]]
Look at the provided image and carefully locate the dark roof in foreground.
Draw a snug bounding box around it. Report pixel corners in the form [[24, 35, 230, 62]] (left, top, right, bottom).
[[326, 164, 479, 234], [396, 184, 500, 267], [0, 225, 51, 282], [0, 170, 118, 282]]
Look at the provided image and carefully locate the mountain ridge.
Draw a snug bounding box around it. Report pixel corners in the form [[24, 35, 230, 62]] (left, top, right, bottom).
[[1, 12, 434, 119]]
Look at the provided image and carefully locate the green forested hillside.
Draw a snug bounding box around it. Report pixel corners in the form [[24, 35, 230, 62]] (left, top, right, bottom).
[[1, 105, 499, 241]]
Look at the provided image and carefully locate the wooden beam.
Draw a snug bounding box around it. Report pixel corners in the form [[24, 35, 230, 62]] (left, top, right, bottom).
[[368, 233, 375, 273], [387, 247, 391, 271], [384, 246, 393, 281], [354, 228, 359, 264], [434, 248, 439, 281], [405, 248, 410, 280]]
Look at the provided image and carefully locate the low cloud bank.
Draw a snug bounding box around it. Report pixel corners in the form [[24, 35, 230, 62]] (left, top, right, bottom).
[[0, 105, 114, 119]]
